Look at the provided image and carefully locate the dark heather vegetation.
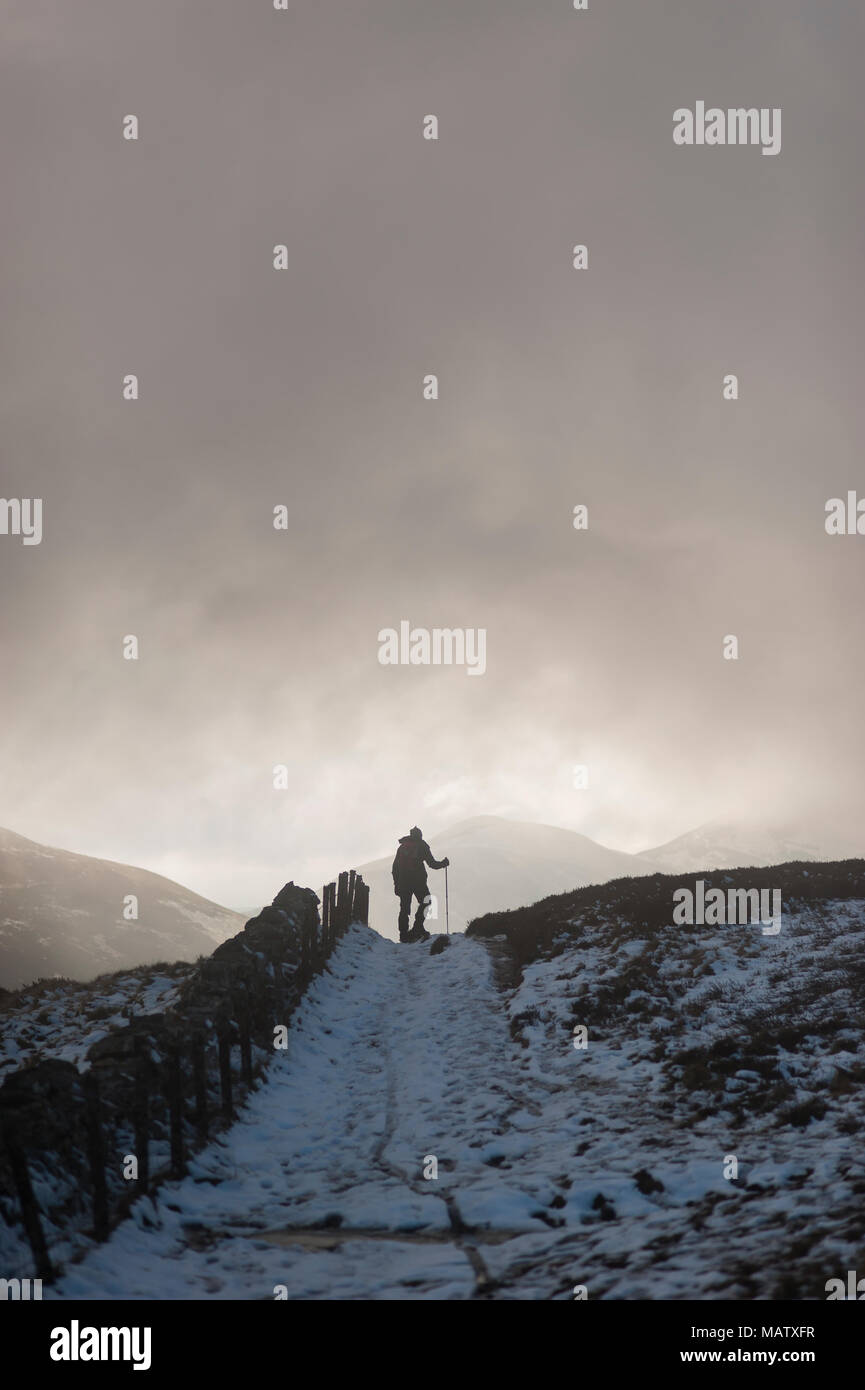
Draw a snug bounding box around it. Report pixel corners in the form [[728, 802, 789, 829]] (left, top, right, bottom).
[[466, 860, 865, 1296]]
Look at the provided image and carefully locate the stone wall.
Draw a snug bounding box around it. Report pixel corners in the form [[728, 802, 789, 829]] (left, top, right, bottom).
[[0, 876, 366, 1280]]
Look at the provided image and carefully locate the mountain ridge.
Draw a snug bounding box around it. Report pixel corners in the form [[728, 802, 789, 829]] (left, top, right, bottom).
[[356, 813, 660, 939], [0, 825, 244, 989], [637, 818, 863, 874]]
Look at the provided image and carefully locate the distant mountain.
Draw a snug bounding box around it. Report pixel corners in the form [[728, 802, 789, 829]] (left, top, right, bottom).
[[0, 827, 244, 990], [637, 820, 863, 875], [356, 814, 658, 939]]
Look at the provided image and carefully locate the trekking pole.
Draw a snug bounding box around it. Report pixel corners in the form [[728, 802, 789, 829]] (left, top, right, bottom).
[[445, 864, 449, 935]]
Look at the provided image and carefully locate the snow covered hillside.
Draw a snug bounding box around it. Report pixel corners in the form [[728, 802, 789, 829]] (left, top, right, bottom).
[[7, 856, 861, 1300], [468, 860, 865, 1297], [358, 815, 658, 940], [0, 827, 244, 989], [0, 962, 193, 1077]]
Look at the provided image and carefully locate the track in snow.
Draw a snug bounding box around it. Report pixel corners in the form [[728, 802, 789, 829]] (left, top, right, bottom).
[[50, 926, 577, 1301]]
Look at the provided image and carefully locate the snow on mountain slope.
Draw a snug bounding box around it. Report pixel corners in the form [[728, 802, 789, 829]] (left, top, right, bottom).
[[357, 815, 657, 939], [637, 821, 863, 875], [0, 827, 244, 989], [479, 887, 865, 1299]]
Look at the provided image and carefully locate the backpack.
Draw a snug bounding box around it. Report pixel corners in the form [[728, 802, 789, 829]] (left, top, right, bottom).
[[393, 838, 424, 879]]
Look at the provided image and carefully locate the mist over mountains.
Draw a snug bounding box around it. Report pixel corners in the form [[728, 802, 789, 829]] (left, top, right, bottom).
[[358, 815, 660, 939], [638, 820, 864, 875], [2, 812, 862, 988], [0, 827, 243, 991], [358, 814, 865, 940]]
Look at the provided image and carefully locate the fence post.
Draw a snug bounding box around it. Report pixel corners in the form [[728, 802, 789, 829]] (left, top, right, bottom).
[[347, 869, 357, 926], [1, 1126, 55, 1282], [239, 1008, 253, 1091], [329, 881, 338, 949], [300, 906, 310, 982], [336, 871, 349, 939], [320, 884, 330, 963], [83, 1072, 109, 1242], [165, 1047, 185, 1179], [133, 1034, 150, 1196], [192, 1033, 208, 1145], [218, 1026, 233, 1120], [321, 883, 335, 967]]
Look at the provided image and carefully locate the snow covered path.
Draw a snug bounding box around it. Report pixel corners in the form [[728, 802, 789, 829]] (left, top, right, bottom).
[[51, 927, 577, 1301], [46, 913, 865, 1300]]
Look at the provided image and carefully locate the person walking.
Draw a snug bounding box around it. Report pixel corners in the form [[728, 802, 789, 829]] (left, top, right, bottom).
[[392, 826, 449, 942]]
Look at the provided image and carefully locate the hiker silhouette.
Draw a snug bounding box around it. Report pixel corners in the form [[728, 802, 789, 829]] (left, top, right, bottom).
[[391, 826, 449, 942]]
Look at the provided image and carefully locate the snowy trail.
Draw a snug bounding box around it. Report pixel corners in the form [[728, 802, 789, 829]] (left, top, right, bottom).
[[50, 927, 571, 1301], [41, 912, 865, 1300]]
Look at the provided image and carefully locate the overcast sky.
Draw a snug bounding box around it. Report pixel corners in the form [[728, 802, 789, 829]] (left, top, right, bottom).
[[1, 0, 863, 909]]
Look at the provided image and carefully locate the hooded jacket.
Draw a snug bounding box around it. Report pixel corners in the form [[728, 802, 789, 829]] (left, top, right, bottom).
[[391, 834, 446, 891]]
